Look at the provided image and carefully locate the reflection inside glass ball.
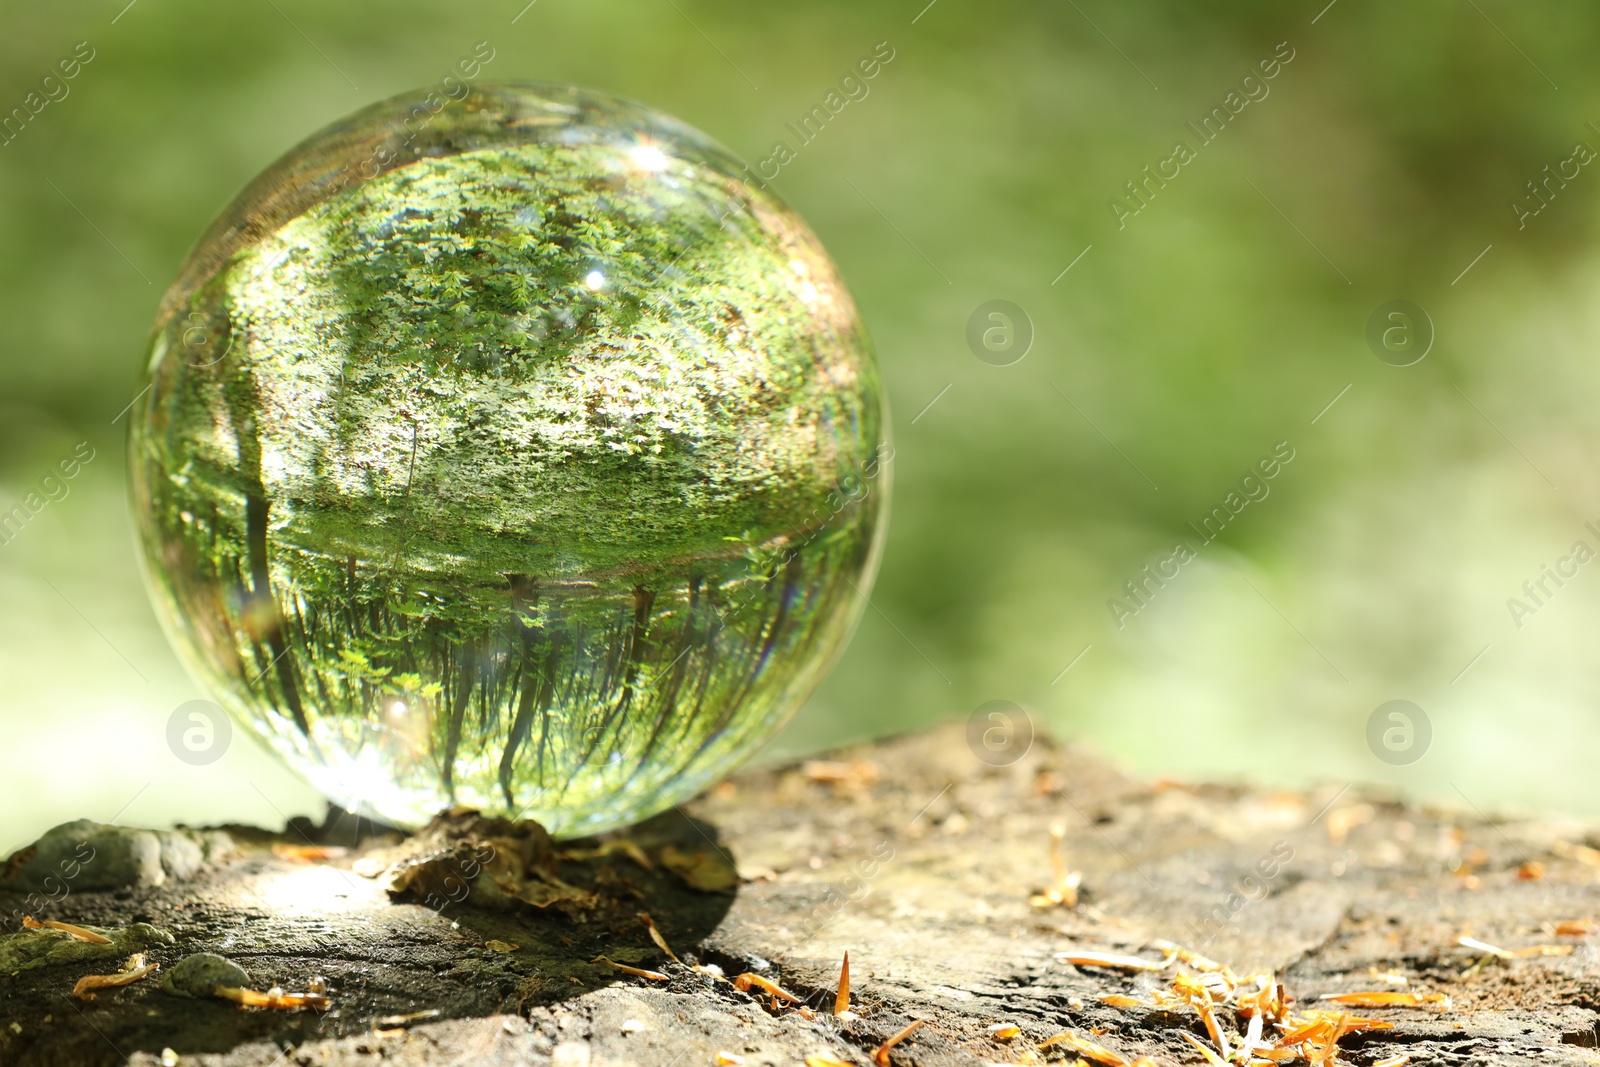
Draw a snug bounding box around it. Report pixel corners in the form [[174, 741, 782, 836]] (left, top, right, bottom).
[[130, 83, 888, 837]]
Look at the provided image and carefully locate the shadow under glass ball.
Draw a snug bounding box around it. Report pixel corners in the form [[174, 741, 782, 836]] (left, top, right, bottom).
[[1366, 300, 1433, 366], [966, 700, 1033, 766], [1365, 699, 1431, 766], [128, 83, 888, 837], [966, 300, 1033, 366]]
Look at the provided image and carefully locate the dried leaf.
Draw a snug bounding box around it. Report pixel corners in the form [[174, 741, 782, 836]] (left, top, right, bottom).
[[1277, 1018, 1335, 1046], [481, 840, 595, 911], [986, 1023, 1021, 1040], [1056, 950, 1165, 972], [1031, 825, 1083, 909], [375, 1009, 442, 1027], [639, 912, 681, 963], [1196, 999, 1229, 1060], [873, 1019, 925, 1066], [376, 810, 597, 913], [1238, 1010, 1264, 1062], [732, 972, 802, 1004], [215, 985, 330, 1011], [1178, 1033, 1227, 1067], [1294, 1009, 1395, 1032], [1039, 1030, 1128, 1066], [1458, 936, 1573, 961], [1151, 940, 1229, 974], [593, 955, 669, 981], [1318, 990, 1450, 1011], [23, 916, 110, 944], [660, 844, 739, 893], [73, 953, 158, 1000], [1459, 935, 1514, 959], [561, 838, 654, 872], [1553, 840, 1600, 867], [803, 759, 880, 787], [608, 838, 653, 871]]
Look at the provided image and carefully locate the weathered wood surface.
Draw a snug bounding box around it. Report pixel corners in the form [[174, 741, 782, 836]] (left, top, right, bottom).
[[3, 723, 1600, 1066]]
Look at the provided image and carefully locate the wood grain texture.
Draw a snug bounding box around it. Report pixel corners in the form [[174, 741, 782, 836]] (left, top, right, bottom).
[[3, 723, 1598, 1066]]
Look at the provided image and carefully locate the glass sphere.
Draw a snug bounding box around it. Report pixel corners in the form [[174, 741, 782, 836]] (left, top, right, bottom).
[[129, 83, 888, 837]]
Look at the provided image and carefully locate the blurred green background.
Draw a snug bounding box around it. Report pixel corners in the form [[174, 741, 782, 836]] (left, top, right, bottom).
[[4, 0, 1599, 854]]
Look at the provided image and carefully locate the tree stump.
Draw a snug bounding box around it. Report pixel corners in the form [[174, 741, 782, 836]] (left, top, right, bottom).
[[2, 723, 1598, 1066]]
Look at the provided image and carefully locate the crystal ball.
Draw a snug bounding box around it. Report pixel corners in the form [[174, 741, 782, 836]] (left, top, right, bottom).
[[129, 84, 888, 837]]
